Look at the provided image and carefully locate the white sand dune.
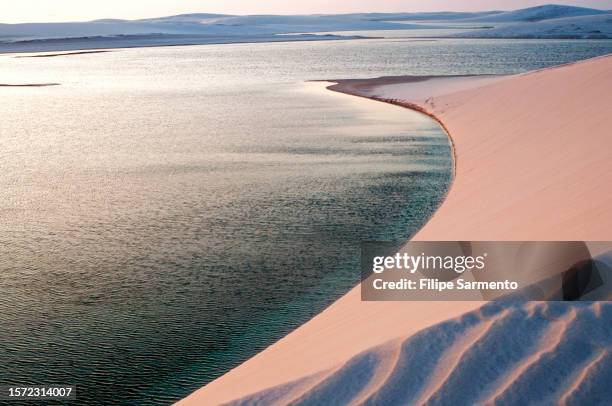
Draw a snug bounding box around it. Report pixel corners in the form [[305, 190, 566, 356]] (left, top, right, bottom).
[[179, 55, 612, 405], [0, 14, 411, 53], [458, 4, 607, 23], [455, 13, 612, 39], [0, 15, 406, 41], [226, 299, 612, 405], [3, 5, 611, 53]]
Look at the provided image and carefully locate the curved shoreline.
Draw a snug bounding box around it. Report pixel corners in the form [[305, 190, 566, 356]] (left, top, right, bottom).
[[369, 97, 457, 176], [177, 77, 494, 405], [324, 74, 507, 181], [325, 80, 459, 178], [324, 80, 460, 241], [179, 55, 612, 405]]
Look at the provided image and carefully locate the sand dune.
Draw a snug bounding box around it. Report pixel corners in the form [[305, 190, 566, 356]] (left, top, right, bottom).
[[455, 13, 612, 39], [179, 55, 612, 405], [458, 4, 607, 23], [227, 299, 611, 405]]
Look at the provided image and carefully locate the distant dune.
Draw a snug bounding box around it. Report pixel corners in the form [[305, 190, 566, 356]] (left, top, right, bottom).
[[3, 5, 611, 54], [458, 4, 608, 22], [450, 4, 612, 39], [455, 13, 612, 39], [179, 55, 612, 406], [0, 14, 407, 53], [0, 15, 406, 43], [341, 5, 607, 23]]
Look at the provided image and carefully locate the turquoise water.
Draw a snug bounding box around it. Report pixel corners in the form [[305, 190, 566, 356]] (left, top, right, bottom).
[[1, 38, 612, 405]]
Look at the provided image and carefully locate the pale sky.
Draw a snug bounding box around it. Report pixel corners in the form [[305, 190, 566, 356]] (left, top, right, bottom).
[[3, 0, 612, 23]]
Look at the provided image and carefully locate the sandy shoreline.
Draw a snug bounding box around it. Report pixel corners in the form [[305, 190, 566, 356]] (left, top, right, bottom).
[[13, 50, 112, 58], [325, 74, 506, 178], [0, 82, 60, 86], [179, 54, 612, 405]]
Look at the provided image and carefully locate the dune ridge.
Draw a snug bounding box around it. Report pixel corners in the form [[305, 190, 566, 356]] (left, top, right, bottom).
[[179, 55, 612, 405], [225, 300, 611, 406]]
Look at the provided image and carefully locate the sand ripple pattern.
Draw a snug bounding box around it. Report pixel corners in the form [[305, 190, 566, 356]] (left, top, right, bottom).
[[227, 300, 612, 406]]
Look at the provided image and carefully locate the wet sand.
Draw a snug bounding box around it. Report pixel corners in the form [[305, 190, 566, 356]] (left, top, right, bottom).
[[14, 50, 112, 58], [0, 83, 59, 86]]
